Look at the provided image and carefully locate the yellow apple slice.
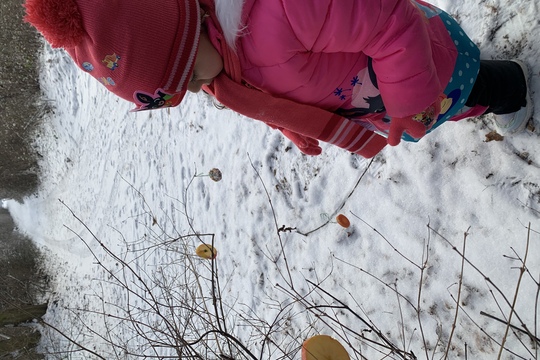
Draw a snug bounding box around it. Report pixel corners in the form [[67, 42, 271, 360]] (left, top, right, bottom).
[[195, 244, 217, 259], [301, 335, 350, 360]]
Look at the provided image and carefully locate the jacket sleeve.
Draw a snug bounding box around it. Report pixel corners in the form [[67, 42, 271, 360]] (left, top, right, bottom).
[[281, 0, 445, 117]]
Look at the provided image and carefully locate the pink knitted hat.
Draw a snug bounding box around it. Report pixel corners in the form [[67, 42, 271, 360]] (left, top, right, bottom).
[[24, 0, 201, 111]]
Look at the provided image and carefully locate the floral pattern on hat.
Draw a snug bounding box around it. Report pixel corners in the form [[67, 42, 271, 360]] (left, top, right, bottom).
[[102, 53, 121, 70]]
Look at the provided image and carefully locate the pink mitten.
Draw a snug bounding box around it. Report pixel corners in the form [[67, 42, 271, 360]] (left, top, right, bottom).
[[387, 97, 443, 146], [280, 129, 322, 155]]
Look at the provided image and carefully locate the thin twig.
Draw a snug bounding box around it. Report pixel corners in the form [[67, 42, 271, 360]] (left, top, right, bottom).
[[395, 282, 407, 353], [304, 279, 414, 359], [451, 302, 528, 359], [333, 255, 417, 310], [498, 223, 531, 359], [181, 172, 229, 356], [534, 275, 540, 359], [480, 311, 540, 344], [40, 319, 107, 360], [352, 212, 422, 270], [247, 153, 295, 289], [296, 158, 375, 236], [444, 228, 469, 359], [428, 224, 537, 344], [187, 330, 258, 360]]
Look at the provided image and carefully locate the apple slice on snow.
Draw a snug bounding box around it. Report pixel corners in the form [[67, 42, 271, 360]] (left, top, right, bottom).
[[301, 335, 350, 360], [195, 244, 217, 259]]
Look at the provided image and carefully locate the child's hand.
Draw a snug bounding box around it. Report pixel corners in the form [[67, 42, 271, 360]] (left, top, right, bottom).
[[280, 129, 322, 155], [387, 97, 443, 146], [387, 116, 429, 146]]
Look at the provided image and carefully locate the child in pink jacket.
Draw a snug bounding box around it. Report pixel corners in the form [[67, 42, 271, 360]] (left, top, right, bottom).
[[24, 0, 532, 158]]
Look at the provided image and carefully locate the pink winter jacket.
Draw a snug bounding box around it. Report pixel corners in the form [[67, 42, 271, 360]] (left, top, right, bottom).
[[234, 0, 472, 129]]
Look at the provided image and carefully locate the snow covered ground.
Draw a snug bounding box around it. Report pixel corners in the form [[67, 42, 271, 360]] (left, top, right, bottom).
[[5, 0, 540, 358]]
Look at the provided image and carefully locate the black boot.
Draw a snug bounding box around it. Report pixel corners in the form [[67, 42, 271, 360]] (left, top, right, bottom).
[[466, 60, 528, 115], [466, 59, 532, 134]]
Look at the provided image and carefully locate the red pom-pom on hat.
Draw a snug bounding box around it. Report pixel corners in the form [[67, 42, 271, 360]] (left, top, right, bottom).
[[24, 0, 85, 48]]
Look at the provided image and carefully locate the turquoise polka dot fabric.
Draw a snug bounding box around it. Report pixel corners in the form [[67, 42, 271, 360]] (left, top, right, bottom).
[[401, 9, 481, 142]]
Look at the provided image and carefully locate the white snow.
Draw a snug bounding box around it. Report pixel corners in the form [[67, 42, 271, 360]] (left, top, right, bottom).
[[5, 0, 540, 358]]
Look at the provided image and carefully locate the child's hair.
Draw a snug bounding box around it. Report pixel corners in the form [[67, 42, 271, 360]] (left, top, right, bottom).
[[24, 0, 201, 111]]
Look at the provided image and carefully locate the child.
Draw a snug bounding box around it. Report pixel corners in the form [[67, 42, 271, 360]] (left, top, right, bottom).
[[24, 0, 533, 158]]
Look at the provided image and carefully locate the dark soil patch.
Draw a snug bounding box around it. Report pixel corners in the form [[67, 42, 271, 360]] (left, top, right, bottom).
[[1, 3, 49, 358], [0, 0, 43, 201]]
